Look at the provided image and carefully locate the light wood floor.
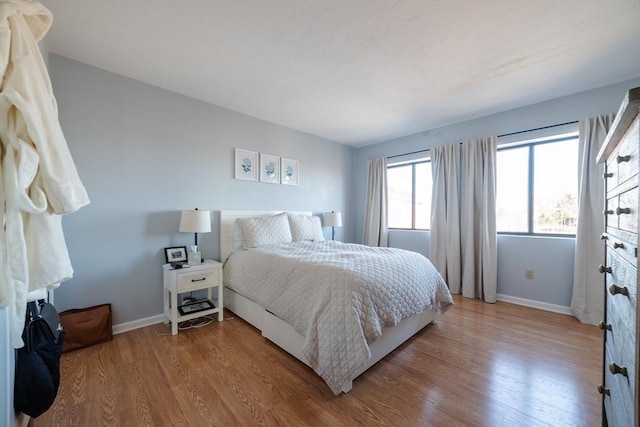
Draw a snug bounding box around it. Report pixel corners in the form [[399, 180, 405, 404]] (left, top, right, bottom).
[[34, 295, 602, 426]]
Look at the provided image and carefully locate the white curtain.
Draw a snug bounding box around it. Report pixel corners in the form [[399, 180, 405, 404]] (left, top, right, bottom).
[[460, 138, 497, 302], [571, 114, 615, 325], [363, 157, 388, 247], [430, 138, 497, 302], [430, 144, 461, 292]]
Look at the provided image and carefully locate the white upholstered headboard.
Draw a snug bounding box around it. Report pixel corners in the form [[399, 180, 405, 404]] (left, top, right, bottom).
[[219, 210, 312, 263]]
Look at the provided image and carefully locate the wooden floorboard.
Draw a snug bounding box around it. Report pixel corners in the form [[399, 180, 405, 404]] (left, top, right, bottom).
[[33, 295, 602, 426]]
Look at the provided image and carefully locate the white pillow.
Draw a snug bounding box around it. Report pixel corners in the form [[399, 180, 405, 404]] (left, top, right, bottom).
[[288, 214, 324, 242], [236, 213, 292, 249]]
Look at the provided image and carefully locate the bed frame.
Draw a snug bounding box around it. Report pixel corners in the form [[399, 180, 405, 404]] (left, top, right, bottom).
[[219, 210, 437, 393]]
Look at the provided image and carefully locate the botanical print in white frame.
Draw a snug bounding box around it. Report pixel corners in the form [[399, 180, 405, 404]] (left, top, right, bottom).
[[235, 148, 258, 181], [280, 158, 299, 186], [260, 153, 280, 184]]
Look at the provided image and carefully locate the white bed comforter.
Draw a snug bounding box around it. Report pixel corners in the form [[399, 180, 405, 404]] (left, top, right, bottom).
[[223, 241, 453, 394]]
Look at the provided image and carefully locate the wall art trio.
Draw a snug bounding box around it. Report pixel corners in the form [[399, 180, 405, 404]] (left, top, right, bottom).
[[234, 148, 299, 185]]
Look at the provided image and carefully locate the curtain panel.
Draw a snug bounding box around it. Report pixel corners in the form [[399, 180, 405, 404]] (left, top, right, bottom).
[[430, 144, 461, 291], [430, 138, 497, 302], [460, 138, 497, 302], [571, 114, 615, 325], [363, 157, 388, 247]]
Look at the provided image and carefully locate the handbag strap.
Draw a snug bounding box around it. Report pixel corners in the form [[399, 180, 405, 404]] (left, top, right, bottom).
[[26, 301, 40, 321], [23, 300, 60, 351]]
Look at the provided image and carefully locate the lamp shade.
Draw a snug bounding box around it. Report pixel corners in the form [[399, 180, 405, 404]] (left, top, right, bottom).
[[179, 209, 211, 233], [323, 211, 342, 228]]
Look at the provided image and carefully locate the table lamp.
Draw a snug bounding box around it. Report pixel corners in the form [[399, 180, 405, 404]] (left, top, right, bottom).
[[323, 211, 342, 241], [179, 208, 211, 264]]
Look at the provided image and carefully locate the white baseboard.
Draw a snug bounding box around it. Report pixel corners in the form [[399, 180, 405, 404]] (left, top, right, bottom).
[[112, 314, 165, 335], [496, 294, 573, 316]]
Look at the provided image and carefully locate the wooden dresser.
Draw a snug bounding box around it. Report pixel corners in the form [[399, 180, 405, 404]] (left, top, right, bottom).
[[596, 87, 640, 427]]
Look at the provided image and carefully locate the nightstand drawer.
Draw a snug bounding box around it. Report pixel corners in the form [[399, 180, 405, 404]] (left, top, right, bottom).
[[177, 269, 219, 292]]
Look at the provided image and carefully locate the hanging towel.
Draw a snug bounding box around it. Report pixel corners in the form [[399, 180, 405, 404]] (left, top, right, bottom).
[[0, 0, 90, 348]]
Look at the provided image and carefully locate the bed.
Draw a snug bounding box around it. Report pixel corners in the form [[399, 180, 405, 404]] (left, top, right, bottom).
[[220, 210, 453, 394]]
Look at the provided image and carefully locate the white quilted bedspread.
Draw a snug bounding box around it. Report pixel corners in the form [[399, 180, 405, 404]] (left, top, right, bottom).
[[223, 241, 453, 394]]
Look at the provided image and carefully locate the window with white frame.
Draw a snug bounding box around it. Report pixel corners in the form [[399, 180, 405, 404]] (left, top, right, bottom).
[[386, 128, 578, 235], [496, 134, 579, 235], [387, 159, 432, 230]]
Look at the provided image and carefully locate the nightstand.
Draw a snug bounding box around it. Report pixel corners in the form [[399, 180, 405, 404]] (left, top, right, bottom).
[[162, 259, 223, 335]]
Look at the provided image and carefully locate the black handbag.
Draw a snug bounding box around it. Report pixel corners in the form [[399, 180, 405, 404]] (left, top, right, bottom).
[[14, 299, 65, 418]]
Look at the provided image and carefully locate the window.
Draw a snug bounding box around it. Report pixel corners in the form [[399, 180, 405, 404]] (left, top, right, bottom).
[[496, 135, 579, 235], [387, 160, 432, 230]]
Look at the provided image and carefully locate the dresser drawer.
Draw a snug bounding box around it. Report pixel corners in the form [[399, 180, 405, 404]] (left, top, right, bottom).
[[603, 346, 634, 427], [606, 189, 638, 234], [606, 251, 638, 310], [605, 287, 637, 388], [177, 269, 220, 292], [618, 188, 638, 234], [604, 251, 637, 398], [614, 117, 640, 189], [605, 234, 637, 268]]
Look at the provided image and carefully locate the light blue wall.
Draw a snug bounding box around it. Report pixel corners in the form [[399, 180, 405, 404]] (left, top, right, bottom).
[[49, 54, 355, 325], [355, 78, 640, 307]]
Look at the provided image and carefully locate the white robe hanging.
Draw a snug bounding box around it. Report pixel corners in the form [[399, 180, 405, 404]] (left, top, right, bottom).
[[0, 0, 90, 348]]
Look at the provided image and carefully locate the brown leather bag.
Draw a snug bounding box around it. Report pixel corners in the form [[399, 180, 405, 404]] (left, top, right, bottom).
[[59, 303, 112, 353]]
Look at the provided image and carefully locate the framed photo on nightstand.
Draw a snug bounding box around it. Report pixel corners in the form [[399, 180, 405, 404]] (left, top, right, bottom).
[[164, 246, 187, 264]]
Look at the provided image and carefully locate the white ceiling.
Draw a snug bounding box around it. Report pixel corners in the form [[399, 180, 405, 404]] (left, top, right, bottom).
[[40, 0, 640, 147]]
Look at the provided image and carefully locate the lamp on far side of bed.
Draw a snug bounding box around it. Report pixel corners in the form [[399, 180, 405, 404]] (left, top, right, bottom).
[[323, 211, 342, 241], [179, 208, 211, 265]]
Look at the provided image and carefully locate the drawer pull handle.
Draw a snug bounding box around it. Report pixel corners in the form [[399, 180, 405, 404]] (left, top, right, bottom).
[[598, 265, 612, 274], [598, 321, 612, 331], [603, 209, 614, 215], [609, 284, 629, 296], [613, 242, 625, 249], [609, 362, 628, 378], [616, 154, 631, 163], [600, 233, 608, 240], [191, 277, 207, 282], [603, 172, 614, 179], [598, 385, 610, 396], [616, 207, 631, 215]]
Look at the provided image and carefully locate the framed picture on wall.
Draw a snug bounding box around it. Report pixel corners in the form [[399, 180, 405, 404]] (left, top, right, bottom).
[[280, 158, 299, 186], [260, 153, 280, 184], [235, 148, 258, 181]]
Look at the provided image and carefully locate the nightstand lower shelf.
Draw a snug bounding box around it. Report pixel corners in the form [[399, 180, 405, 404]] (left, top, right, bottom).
[[164, 299, 220, 327]]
